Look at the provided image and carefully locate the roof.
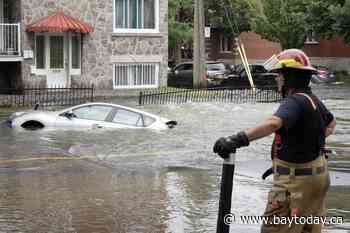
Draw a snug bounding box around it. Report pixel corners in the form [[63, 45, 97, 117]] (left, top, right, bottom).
[[26, 11, 93, 33]]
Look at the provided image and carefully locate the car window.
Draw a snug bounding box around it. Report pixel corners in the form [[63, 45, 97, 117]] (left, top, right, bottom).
[[254, 65, 267, 73], [143, 115, 156, 127], [112, 109, 143, 126], [176, 64, 193, 71], [175, 64, 185, 71], [236, 65, 245, 73], [182, 64, 193, 71], [207, 63, 226, 71], [72, 105, 113, 121]]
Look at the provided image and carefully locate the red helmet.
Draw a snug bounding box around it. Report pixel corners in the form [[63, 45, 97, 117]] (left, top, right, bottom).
[[265, 49, 317, 73]]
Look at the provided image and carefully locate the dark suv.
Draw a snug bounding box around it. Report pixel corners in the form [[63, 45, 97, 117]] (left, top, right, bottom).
[[167, 62, 234, 88], [221, 64, 278, 87]]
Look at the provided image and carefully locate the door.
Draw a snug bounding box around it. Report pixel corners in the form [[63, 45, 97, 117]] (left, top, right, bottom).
[[47, 35, 67, 88]]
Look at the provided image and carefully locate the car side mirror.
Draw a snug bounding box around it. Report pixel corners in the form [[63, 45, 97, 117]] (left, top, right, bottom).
[[63, 111, 76, 119]]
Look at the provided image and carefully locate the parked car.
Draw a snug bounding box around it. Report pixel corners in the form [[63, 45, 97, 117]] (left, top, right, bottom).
[[311, 65, 336, 84], [167, 62, 235, 88], [7, 103, 177, 130], [221, 64, 278, 87]]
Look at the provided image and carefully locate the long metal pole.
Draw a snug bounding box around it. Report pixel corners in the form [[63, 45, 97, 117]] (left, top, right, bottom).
[[193, 0, 206, 89], [216, 153, 236, 233]]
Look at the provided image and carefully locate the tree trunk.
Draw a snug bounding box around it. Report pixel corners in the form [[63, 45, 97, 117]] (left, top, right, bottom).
[[175, 42, 182, 65]]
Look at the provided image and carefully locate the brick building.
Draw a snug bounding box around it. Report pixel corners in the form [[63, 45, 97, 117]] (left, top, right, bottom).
[[207, 30, 350, 72]]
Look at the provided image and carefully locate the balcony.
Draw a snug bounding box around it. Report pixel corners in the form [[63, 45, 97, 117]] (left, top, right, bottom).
[[0, 23, 22, 61]]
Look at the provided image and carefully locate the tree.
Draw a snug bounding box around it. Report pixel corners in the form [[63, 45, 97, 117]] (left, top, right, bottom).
[[206, 0, 258, 36], [252, 0, 312, 50], [306, 0, 344, 41], [168, 0, 258, 65], [168, 0, 193, 65], [329, 0, 350, 43]]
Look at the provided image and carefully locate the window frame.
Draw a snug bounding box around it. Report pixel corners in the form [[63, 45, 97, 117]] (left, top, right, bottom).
[[113, 0, 159, 33], [113, 62, 160, 89], [305, 30, 319, 44]]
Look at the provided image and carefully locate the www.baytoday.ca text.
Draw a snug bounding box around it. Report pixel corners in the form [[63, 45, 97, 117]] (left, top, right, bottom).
[[224, 213, 343, 227]]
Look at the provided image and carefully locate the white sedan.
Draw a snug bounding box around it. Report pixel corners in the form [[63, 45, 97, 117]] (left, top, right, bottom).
[[7, 103, 177, 130]]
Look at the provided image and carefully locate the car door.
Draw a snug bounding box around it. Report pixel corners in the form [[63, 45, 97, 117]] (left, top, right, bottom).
[[56, 105, 114, 129], [173, 63, 193, 88]]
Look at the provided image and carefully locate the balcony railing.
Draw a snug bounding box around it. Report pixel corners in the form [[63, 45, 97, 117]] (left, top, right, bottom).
[[0, 23, 21, 56]]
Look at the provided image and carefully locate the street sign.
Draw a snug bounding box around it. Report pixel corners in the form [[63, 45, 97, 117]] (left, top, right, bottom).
[[205, 27, 211, 38]]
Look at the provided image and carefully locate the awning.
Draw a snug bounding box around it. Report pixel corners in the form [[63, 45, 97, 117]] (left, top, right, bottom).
[[26, 11, 93, 33]]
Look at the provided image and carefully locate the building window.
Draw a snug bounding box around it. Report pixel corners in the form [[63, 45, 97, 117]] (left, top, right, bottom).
[[114, 0, 158, 33], [71, 35, 81, 69], [305, 30, 319, 44], [113, 63, 159, 89], [220, 34, 232, 52], [35, 35, 45, 69]]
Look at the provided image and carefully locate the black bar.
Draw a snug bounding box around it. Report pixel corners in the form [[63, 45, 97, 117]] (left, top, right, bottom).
[[139, 91, 143, 105], [217, 154, 236, 233]]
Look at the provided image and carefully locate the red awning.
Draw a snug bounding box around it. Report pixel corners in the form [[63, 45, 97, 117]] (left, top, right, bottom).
[[26, 11, 93, 33]]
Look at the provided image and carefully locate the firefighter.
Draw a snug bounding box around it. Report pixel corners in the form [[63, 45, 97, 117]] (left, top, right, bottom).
[[213, 49, 336, 233]]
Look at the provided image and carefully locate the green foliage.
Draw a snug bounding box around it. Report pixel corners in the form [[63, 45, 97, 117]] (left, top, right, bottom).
[[168, 0, 193, 49], [206, 0, 258, 35], [330, 0, 350, 43], [252, 0, 312, 49], [168, 0, 258, 50]]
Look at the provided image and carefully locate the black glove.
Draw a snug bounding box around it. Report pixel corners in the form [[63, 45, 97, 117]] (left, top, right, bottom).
[[213, 131, 250, 159]]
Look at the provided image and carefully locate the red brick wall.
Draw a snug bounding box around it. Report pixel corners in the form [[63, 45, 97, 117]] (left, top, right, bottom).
[[208, 30, 350, 67], [303, 37, 350, 57], [238, 32, 281, 60]]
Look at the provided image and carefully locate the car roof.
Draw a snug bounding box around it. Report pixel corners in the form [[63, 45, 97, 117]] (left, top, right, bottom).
[[59, 102, 159, 119]]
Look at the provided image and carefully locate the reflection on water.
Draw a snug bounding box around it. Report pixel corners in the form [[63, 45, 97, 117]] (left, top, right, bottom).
[[0, 84, 349, 232]]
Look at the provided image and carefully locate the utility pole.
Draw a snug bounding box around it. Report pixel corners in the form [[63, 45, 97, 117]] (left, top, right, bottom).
[[193, 0, 206, 89]]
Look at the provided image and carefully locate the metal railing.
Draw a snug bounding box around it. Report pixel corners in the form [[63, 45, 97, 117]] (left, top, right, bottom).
[[0, 86, 94, 108], [0, 23, 21, 56], [139, 86, 282, 105]]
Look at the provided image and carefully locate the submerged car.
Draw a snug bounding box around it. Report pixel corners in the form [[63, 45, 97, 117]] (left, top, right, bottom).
[[7, 103, 177, 130]]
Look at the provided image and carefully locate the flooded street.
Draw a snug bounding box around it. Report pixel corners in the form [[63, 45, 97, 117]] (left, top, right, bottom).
[[0, 84, 349, 233]]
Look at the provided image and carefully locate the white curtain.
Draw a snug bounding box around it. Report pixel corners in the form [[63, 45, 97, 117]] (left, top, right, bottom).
[[115, 0, 155, 29]]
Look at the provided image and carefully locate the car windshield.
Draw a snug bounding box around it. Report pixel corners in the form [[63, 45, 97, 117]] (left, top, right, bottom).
[[207, 63, 226, 71]]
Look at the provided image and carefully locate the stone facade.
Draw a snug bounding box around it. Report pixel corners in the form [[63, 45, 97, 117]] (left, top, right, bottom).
[[20, 0, 168, 89]]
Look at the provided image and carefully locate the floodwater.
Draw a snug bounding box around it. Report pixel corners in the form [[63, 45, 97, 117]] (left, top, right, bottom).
[[0, 84, 349, 233]]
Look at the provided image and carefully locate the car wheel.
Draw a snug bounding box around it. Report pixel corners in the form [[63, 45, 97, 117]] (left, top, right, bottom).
[[21, 121, 45, 130]]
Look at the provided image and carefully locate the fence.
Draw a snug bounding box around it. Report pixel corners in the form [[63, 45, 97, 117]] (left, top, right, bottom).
[[0, 86, 94, 108], [139, 86, 281, 105]]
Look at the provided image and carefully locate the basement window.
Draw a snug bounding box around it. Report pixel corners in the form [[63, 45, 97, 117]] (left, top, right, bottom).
[[113, 63, 159, 89]]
